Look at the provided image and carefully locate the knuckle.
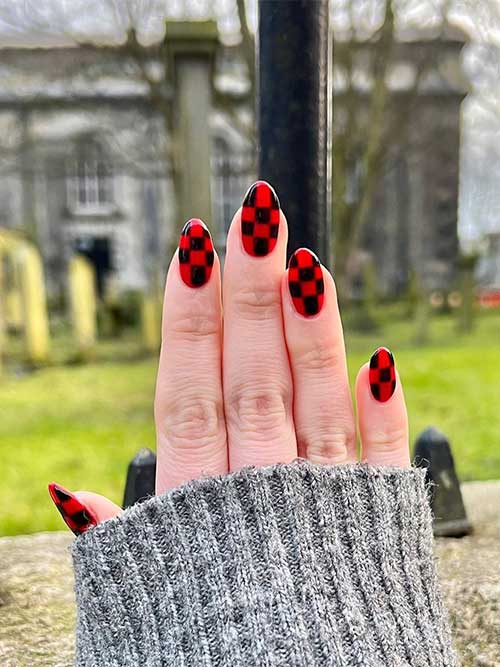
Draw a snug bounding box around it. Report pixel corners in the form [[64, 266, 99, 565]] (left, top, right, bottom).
[[169, 312, 220, 340], [232, 283, 281, 317], [368, 426, 408, 452], [226, 385, 291, 439], [293, 340, 342, 373], [157, 396, 224, 451], [300, 426, 356, 465]]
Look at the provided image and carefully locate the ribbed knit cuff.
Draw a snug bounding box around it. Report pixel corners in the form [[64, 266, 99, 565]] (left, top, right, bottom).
[[72, 462, 457, 667]]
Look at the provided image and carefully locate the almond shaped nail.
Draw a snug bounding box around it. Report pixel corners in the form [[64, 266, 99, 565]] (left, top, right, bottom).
[[178, 219, 214, 287], [369, 347, 397, 402], [241, 181, 280, 257], [48, 482, 97, 535], [288, 248, 325, 317]]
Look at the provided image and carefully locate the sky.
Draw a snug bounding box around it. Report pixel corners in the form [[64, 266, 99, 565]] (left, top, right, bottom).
[[0, 0, 499, 246]]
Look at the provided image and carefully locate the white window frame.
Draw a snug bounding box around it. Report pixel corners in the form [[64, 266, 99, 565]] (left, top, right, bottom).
[[67, 140, 116, 216]]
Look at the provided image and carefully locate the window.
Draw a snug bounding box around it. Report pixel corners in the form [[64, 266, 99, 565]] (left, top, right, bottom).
[[67, 139, 114, 215]]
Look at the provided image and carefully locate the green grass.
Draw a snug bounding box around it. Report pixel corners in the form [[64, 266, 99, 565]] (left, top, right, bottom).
[[1, 308, 499, 536]]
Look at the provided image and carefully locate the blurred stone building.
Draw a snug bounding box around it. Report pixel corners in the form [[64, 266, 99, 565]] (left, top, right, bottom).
[[0, 31, 253, 297], [477, 232, 500, 303], [336, 24, 468, 295], [0, 20, 467, 298]]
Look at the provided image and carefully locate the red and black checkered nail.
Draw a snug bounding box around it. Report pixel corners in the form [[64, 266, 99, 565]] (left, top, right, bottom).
[[241, 181, 280, 257], [288, 248, 325, 317], [369, 347, 397, 403], [178, 219, 215, 287], [48, 482, 97, 535]]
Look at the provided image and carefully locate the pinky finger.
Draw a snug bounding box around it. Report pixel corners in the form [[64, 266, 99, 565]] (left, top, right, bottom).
[[355, 348, 410, 468], [48, 483, 123, 535]]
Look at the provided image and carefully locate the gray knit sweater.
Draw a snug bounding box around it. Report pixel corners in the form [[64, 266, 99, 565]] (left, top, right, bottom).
[[72, 462, 457, 666]]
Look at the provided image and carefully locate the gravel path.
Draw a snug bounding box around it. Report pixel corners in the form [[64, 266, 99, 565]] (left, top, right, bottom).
[[1, 481, 499, 666]]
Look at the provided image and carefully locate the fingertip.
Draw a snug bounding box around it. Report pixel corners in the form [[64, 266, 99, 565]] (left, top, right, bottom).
[[227, 182, 288, 262], [47, 482, 100, 535], [355, 362, 370, 395], [356, 352, 410, 468], [74, 491, 124, 523], [47, 481, 60, 506]]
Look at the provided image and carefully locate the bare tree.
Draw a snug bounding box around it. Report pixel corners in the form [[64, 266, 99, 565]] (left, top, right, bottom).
[[330, 0, 468, 301], [232, 0, 467, 302]]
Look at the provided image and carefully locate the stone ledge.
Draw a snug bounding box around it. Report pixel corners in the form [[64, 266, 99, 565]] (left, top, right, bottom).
[[0, 481, 499, 666], [0, 532, 74, 667], [435, 481, 500, 667]]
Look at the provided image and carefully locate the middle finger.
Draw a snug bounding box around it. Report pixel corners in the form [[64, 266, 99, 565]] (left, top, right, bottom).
[[223, 181, 297, 471]]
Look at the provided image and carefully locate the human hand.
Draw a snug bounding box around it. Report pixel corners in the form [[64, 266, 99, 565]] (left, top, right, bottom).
[[49, 181, 409, 533]]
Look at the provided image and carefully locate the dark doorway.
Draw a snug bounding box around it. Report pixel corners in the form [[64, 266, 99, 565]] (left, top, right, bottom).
[[73, 236, 112, 297]]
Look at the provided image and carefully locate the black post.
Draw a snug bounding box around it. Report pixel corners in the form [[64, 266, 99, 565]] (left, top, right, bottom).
[[123, 448, 157, 509], [414, 427, 472, 537], [257, 0, 332, 266]]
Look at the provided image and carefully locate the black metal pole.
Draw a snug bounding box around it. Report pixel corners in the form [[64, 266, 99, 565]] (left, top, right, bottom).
[[257, 0, 332, 267]]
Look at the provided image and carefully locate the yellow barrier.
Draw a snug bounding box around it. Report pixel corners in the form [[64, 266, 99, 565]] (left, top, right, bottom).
[[15, 244, 50, 364], [69, 255, 97, 360], [0, 229, 50, 366], [0, 228, 162, 367], [141, 293, 161, 353]]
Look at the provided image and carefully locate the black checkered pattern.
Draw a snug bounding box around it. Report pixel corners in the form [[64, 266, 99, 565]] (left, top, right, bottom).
[[179, 219, 215, 287], [288, 248, 325, 317], [241, 181, 280, 256], [48, 483, 96, 535], [369, 347, 396, 402]]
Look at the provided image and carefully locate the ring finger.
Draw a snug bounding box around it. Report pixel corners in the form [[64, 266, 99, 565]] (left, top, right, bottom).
[[281, 249, 356, 464]]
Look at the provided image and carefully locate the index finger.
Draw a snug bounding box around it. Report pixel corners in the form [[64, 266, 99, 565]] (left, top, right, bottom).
[[155, 220, 228, 493]]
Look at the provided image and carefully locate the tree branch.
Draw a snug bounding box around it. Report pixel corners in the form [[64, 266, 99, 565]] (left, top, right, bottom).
[[236, 0, 255, 97]]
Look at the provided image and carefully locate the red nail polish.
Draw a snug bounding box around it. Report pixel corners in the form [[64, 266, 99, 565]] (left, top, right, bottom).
[[369, 347, 397, 402], [288, 248, 325, 317], [241, 181, 280, 257], [48, 483, 97, 535], [178, 219, 214, 287]]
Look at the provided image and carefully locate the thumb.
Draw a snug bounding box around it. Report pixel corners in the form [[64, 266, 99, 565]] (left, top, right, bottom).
[[48, 483, 123, 535]]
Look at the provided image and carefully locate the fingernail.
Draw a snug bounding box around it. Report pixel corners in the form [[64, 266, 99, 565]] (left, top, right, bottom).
[[48, 482, 97, 535], [288, 248, 325, 317], [241, 180, 280, 257], [369, 347, 397, 402], [178, 219, 214, 287]]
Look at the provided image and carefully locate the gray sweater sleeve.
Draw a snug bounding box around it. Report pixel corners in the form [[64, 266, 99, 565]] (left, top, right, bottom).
[[71, 462, 457, 666]]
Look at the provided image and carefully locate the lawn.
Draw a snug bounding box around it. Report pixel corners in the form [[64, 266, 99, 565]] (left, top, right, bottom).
[[1, 308, 499, 536]]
